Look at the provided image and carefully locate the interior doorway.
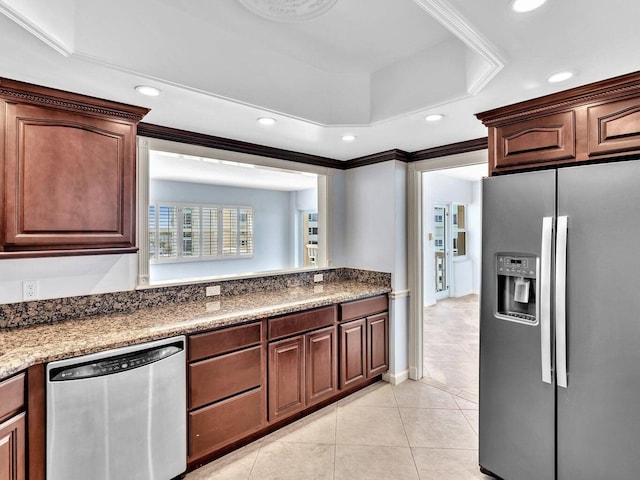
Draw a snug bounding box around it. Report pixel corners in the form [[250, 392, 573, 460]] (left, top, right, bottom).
[[406, 151, 487, 381]]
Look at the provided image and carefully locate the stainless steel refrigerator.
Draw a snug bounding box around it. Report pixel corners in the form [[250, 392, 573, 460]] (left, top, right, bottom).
[[479, 159, 640, 480]]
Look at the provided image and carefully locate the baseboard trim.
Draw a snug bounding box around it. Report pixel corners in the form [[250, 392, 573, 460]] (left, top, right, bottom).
[[382, 369, 409, 385]]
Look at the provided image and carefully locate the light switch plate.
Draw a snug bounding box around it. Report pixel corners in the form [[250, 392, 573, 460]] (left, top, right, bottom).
[[314, 274, 323, 283]]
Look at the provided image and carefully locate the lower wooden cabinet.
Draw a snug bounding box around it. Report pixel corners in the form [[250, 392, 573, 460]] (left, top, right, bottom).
[[187, 320, 266, 466], [268, 325, 338, 421], [0, 413, 25, 480], [339, 319, 367, 389], [268, 336, 305, 420], [339, 295, 389, 389], [189, 388, 263, 459]]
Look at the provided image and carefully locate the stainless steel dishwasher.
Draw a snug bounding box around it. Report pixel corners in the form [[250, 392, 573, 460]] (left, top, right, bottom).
[[46, 336, 187, 480]]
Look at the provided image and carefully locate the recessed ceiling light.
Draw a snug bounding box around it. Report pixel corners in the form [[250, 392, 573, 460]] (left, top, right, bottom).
[[425, 114, 445, 122], [511, 0, 547, 13], [257, 117, 276, 126], [341, 134, 356, 142], [548, 71, 574, 83], [134, 85, 162, 97]]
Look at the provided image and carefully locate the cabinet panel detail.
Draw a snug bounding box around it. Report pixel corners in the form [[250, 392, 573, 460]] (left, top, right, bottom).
[[268, 336, 305, 420], [189, 388, 263, 460], [189, 346, 262, 409], [367, 313, 389, 377], [189, 322, 262, 362], [340, 295, 388, 322], [0, 375, 24, 424], [0, 413, 25, 480], [305, 326, 337, 405], [588, 98, 640, 156], [494, 111, 576, 170], [339, 319, 367, 389], [0, 77, 148, 255], [268, 305, 336, 340]]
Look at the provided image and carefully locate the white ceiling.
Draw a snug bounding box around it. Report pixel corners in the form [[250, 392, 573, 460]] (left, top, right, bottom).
[[1, 0, 639, 160]]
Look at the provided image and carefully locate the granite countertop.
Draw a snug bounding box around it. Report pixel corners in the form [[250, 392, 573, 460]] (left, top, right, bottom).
[[0, 281, 390, 380]]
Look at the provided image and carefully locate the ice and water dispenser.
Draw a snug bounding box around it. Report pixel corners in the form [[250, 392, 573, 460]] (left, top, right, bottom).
[[495, 254, 538, 324]]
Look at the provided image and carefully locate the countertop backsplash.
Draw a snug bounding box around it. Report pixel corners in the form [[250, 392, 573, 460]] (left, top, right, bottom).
[[0, 268, 391, 329]]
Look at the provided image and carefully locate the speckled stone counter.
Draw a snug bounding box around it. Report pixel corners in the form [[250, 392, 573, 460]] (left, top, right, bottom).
[[0, 281, 390, 380]]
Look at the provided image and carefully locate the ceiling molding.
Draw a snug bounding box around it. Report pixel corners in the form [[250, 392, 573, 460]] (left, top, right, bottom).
[[412, 0, 505, 95], [137, 122, 342, 170], [344, 150, 411, 170], [409, 137, 487, 162], [0, 1, 72, 56]]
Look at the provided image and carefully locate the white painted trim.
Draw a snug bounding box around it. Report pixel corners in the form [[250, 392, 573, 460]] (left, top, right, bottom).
[[0, 2, 72, 56], [412, 0, 505, 94], [382, 369, 410, 385], [390, 289, 410, 300], [136, 136, 334, 288], [407, 150, 488, 382], [137, 138, 150, 287]]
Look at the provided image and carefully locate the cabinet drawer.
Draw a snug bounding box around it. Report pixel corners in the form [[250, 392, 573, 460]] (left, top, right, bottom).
[[268, 305, 336, 340], [0, 373, 25, 423], [189, 321, 262, 362], [189, 388, 264, 459], [340, 295, 388, 322], [189, 346, 262, 409]]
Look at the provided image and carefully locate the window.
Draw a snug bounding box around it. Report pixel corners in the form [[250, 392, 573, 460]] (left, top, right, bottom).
[[149, 203, 254, 263]]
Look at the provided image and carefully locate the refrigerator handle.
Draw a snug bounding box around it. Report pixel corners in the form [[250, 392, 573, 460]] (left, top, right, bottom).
[[556, 216, 569, 388], [540, 217, 553, 384]]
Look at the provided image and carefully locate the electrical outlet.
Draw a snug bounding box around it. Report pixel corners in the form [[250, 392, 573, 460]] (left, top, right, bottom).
[[314, 273, 323, 283], [206, 285, 221, 296], [23, 280, 38, 301]]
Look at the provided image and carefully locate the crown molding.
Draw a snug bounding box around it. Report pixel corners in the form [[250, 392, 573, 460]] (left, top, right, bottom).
[[344, 149, 411, 170], [137, 123, 342, 170], [412, 0, 504, 95], [0, 1, 72, 56], [410, 137, 487, 162]]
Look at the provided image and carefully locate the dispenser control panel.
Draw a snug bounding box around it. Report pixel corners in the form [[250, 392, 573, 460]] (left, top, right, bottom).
[[497, 255, 536, 279]]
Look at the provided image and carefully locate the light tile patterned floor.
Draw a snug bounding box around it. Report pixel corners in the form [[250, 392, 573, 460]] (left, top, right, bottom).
[[185, 295, 490, 480]]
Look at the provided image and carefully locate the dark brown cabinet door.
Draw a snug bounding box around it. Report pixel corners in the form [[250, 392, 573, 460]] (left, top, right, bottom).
[[587, 97, 640, 157], [339, 319, 367, 389], [491, 111, 576, 173], [367, 313, 389, 377], [305, 326, 337, 406], [0, 413, 25, 480], [268, 336, 305, 421], [0, 78, 148, 256], [3, 103, 136, 250]]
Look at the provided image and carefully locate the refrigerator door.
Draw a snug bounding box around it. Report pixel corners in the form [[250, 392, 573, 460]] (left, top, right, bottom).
[[480, 170, 556, 480], [557, 159, 640, 480]]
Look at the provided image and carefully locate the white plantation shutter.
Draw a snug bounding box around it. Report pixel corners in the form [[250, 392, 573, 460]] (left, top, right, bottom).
[[181, 206, 200, 257], [157, 205, 178, 259], [201, 207, 218, 257], [222, 208, 238, 256], [149, 204, 253, 262]]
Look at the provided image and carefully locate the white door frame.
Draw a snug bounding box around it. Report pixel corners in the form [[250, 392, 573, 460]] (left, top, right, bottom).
[[407, 150, 487, 380]]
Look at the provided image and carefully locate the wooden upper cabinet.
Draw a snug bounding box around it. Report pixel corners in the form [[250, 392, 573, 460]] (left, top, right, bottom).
[[477, 71, 640, 175], [491, 111, 576, 171], [0, 78, 149, 256], [587, 97, 640, 157]]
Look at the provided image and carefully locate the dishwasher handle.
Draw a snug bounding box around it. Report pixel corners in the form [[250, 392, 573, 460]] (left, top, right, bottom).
[[49, 340, 184, 382]]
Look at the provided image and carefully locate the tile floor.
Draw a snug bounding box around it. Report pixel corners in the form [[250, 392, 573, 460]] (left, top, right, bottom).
[[185, 295, 491, 480]]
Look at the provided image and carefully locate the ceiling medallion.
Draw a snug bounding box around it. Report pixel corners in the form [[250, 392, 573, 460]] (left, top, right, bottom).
[[237, 0, 338, 22]]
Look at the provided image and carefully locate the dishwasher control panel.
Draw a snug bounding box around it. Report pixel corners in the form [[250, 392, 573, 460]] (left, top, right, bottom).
[[49, 341, 183, 381]]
